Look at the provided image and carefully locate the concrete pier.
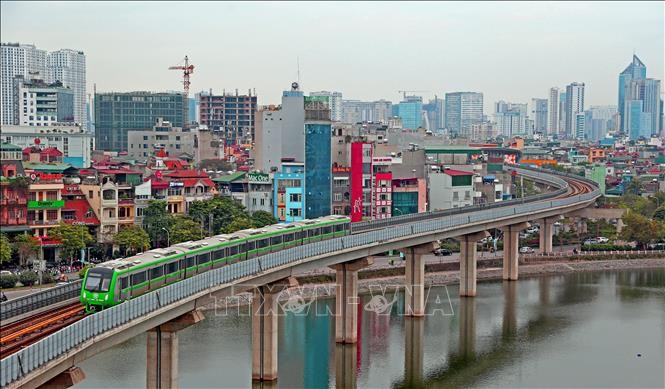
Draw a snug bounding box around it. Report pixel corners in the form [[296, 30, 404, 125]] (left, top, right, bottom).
[[456, 231, 490, 297], [404, 318, 424, 387], [403, 243, 436, 316], [501, 222, 530, 280], [146, 310, 204, 389], [252, 278, 298, 381], [330, 257, 374, 343], [538, 217, 559, 254], [41, 367, 85, 389], [334, 344, 357, 388]]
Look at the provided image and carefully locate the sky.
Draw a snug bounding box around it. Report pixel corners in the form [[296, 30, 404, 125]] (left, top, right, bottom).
[[2, 1, 663, 108]]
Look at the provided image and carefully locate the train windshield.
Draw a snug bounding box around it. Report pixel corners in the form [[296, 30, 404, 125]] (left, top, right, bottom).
[[84, 269, 112, 292]]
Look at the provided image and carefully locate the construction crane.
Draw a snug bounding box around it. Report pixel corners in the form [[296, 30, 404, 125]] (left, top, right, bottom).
[[169, 56, 195, 129], [398, 90, 430, 100]]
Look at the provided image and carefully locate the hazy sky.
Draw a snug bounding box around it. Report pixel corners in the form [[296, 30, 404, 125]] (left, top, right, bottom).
[[2, 1, 663, 107]]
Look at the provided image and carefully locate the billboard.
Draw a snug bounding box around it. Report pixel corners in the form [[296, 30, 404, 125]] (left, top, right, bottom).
[[350, 142, 364, 222]]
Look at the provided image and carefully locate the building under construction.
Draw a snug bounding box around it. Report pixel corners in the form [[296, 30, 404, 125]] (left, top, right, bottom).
[[197, 89, 258, 145]]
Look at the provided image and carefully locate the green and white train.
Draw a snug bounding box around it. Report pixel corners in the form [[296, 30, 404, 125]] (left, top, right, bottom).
[[80, 215, 351, 313]]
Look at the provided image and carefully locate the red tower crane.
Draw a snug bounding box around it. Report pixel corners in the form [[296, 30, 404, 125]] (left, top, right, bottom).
[[169, 56, 195, 128]]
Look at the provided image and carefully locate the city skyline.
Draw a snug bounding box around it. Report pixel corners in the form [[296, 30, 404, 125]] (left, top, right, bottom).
[[1, 1, 663, 107]]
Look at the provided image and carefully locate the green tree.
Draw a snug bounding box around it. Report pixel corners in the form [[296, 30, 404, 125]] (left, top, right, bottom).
[[620, 212, 665, 249], [0, 233, 11, 264], [113, 224, 150, 255], [142, 200, 170, 247], [189, 197, 250, 234], [224, 217, 254, 234], [251, 211, 277, 228], [48, 223, 94, 262], [654, 205, 665, 221], [13, 234, 40, 266], [168, 215, 203, 245]]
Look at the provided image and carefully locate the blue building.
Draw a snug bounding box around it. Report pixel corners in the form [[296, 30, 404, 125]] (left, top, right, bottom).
[[398, 96, 423, 129], [273, 162, 305, 222], [304, 122, 332, 218], [618, 55, 661, 139]]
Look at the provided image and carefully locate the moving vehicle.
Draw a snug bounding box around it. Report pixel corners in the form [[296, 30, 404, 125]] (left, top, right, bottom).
[[519, 246, 535, 254], [433, 248, 453, 256], [81, 216, 351, 313]]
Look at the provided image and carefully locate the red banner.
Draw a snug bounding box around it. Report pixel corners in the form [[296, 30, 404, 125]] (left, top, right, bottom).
[[350, 142, 364, 222]]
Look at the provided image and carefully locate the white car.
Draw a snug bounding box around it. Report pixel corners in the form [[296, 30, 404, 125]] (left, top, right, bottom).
[[597, 237, 609, 243], [519, 246, 535, 254]]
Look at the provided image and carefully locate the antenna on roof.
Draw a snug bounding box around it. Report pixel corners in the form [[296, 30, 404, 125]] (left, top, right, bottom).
[[297, 56, 300, 85]]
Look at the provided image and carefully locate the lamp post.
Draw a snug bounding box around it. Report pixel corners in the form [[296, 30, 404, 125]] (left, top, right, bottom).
[[161, 227, 170, 247], [394, 207, 403, 216]]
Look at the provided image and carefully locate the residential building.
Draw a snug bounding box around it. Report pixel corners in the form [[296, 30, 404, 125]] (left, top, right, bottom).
[[575, 113, 586, 140], [471, 121, 498, 141], [254, 82, 305, 172], [445, 92, 483, 136], [273, 162, 305, 222], [619, 56, 662, 139], [547, 87, 559, 135], [197, 89, 257, 144], [1, 124, 94, 167], [15, 78, 74, 126], [46, 49, 86, 128], [341, 99, 392, 124], [391, 177, 427, 215], [428, 168, 475, 210], [126, 118, 197, 160], [331, 165, 351, 216], [584, 106, 617, 141], [530, 98, 548, 134], [162, 170, 215, 213], [24, 164, 67, 258], [397, 95, 423, 129], [1, 43, 47, 125], [565, 82, 585, 138], [304, 96, 332, 219], [350, 142, 372, 221], [213, 171, 273, 215], [133, 179, 152, 227], [558, 91, 567, 136], [495, 101, 528, 137], [310, 91, 342, 121], [0, 142, 29, 235], [94, 91, 184, 151], [80, 179, 118, 243]]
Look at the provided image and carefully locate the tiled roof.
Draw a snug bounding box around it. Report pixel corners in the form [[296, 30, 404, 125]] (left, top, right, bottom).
[[62, 199, 99, 225], [212, 172, 246, 183], [443, 169, 474, 176], [22, 163, 72, 172]]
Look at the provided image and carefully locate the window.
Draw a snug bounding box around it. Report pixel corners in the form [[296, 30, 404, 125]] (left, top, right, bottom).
[[453, 192, 459, 201], [333, 193, 342, 202], [465, 191, 471, 200], [256, 239, 269, 249], [143, 136, 148, 140], [151, 266, 163, 279], [213, 249, 225, 260], [46, 210, 58, 220], [120, 277, 128, 290], [283, 233, 293, 242], [46, 191, 58, 200], [131, 271, 147, 285], [228, 245, 238, 256], [196, 253, 210, 265], [88, 190, 93, 198], [166, 262, 178, 274], [289, 208, 302, 217], [289, 193, 302, 202]]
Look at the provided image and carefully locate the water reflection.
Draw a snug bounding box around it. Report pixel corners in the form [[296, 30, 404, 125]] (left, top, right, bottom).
[[75, 269, 665, 389]]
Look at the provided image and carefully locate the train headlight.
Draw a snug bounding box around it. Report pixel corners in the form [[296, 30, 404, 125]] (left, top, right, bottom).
[[105, 295, 108, 301]]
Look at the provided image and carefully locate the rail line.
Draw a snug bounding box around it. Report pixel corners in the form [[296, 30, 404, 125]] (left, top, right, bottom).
[[0, 303, 85, 358], [0, 171, 595, 362]]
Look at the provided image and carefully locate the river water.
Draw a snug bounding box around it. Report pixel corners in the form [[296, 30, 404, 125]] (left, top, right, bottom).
[[76, 269, 665, 388]]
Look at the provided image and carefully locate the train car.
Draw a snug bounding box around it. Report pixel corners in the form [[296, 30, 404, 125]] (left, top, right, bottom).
[[81, 215, 350, 313]]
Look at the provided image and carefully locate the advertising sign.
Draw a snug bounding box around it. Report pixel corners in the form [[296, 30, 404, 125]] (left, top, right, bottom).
[[350, 142, 364, 222]]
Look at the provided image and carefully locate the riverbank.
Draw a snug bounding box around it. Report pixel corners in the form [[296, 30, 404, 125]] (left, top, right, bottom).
[[210, 258, 665, 309]]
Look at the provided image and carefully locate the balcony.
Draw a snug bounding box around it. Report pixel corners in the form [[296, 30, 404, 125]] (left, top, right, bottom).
[[168, 195, 184, 203], [28, 219, 61, 226], [118, 198, 134, 205], [1, 197, 28, 206]]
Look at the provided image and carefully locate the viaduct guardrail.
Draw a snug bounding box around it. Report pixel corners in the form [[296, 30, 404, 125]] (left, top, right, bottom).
[[0, 280, 82, 323]]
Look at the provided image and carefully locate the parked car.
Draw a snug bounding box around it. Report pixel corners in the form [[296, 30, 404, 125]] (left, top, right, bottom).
[[0, 270, 13, 276], [433, 248, 453, 256], [519, 246, 535, 254], [583, 238, 600, 245], [596, 237, 609, 243]]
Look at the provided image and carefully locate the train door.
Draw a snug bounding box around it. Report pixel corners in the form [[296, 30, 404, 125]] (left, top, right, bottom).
[[119, 276, 130, 301]]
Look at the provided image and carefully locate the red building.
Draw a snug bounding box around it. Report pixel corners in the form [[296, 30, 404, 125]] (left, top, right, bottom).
[[0, 143, 29, 235]]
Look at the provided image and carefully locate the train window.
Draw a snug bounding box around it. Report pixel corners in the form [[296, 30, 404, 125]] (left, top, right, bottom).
[[151, 266, 163, 279], [334, 224, 344, 232], [213, 249, 224, 260], [295, 231, 304, 240], [179, 258, 187, 271], [197, 253, 210, 265], [228, 245, 238, 256], [257, 239, 269, 248], [308, 228, 320, 237], [322, 226, 333, 234], [245, 241, 256, 251], [186, 257, 195, 268], [120, 277, 128, 290], [283, 233, 293, 242], [270, 235, 282, 245], [167, 262, 178, 274], [131, 271, 146, 285]]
